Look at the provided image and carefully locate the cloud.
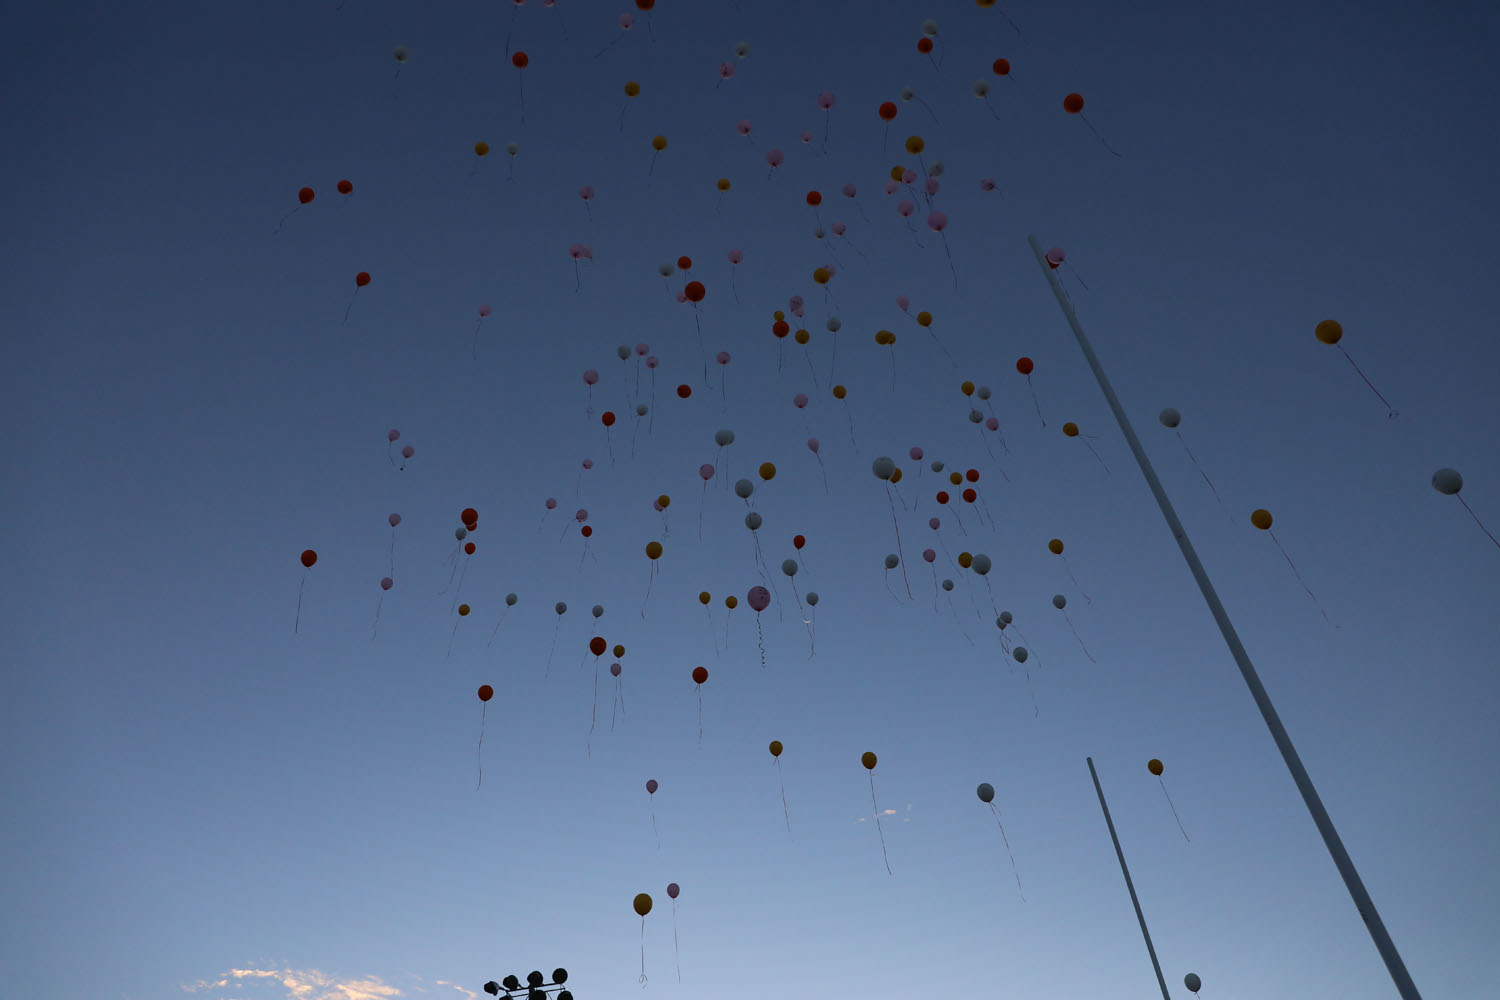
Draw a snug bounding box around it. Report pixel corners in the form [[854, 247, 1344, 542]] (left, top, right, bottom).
[[184, 968, 402, 1000]]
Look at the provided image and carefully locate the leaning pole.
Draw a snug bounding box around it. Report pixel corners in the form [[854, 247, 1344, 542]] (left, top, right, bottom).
[[1026, 235, 1421, 1000]]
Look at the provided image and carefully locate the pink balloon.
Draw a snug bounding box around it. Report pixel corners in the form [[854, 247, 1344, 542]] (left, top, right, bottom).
[[1045, 247, 1066, 266], [545, 497, 558, 510], [896, 294, 910, 311], [831, 221, 846, 236], [901, 168, 917, 184], [387, 429, 401, 442], [617, 13, 633, 28], [575, 508, 589, 522], [583, 369, 599, 385], [579, 185, 595, 200], [727, 248, 743, 264], [884, 181, 899, 195], [610, 661, 621, 676], [653, 499, 664, 512], [816, 90, 835, 110], [928, 517, 941, 530], [635, 342, 649, 355], [736, 119, 752, 137], [716, 351, 731, 365], [985, 416, 1000, 430], [799, 130, 812, 143], [980, 178, 996, 191], [699, 463, 715, 481], [646, 778, 658, 794], [807, 437, 820, 453], [380, 576, 394, 590], [842, 183, 857, 198], [401, 445, 414, 459], [922, 549, 936, 563], [924, 177, 940, 196], [667, 882, 680, 898], [793, 393, 808, 408], [747, 585, 771, 612], [477, 304, 492, 317], [719, 61, 734, 80], [645, 355, 659, 369], [388, 512, 402, 527], [926, 210, 949, 232], [909, 446, 923, 460], [766, 148, 784, 167], [897, 199, 915, 218]]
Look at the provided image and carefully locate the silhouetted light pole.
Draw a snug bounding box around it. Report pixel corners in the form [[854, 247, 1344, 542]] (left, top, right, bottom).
[[484, 967, 572, 1000]]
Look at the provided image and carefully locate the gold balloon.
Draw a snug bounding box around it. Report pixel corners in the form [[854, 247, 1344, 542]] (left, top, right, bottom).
[[861, 751, 878, 770]]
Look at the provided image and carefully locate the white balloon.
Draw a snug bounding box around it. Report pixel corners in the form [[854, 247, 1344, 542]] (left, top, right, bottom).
[[872, 456, 896, 480], [1052, 594, 1067, 609], [1183, 973, 1201, 994], [1432, 468, 1463, 495], [977, 782, 995, 803], [1159, 407, 1182, 428]]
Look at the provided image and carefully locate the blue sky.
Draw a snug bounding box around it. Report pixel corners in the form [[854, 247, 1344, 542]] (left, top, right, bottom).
[[3, 2, 1498, 999]]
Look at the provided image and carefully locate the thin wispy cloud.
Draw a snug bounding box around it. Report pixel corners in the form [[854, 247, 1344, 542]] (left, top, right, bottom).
[[184, 967, 402, 1000]]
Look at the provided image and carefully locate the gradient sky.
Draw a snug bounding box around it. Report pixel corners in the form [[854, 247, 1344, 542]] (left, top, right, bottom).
[[4, 2, 1498, 999]]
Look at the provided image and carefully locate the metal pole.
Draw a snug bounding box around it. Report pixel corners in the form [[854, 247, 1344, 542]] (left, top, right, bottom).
[[1087, 757, 1173, 1000], [1027, 235, 1422, 1000]]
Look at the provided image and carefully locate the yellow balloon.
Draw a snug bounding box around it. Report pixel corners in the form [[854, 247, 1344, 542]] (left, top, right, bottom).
[[645, 541, 663, 559], [832, 384, 847, 399], [1314, 319, 1342, 345], [875, 329, 895, 345], [890, 466, 903, 484], [957, 551, 973, 568], [657, 494, 671, 509], [624, 80, 641, 97], [651, 135, 668, 151], [1148, 758, 1164, 776], [759, 462, 776, 481], [458, 604, 471, 616], [1062, 422, 1079, 437], [716, 177, 731, 191], [1048, 538, 1064, 555], [769, 740, 783, 757], [633, 893, 653, 916], [812, 266, 832, 285], [916, 311, 932, 327], [698, 590, 711, 605], [725, 595, 738, 609], [613, 643, 626, 658], [961, 380, 975, 396], [474, 141, 490, 156], [905, 135, 925, 154], [794, 328, 810, 344], [1250, 508, 1273, 530], [861, 751, 878, 770], [949, 472, 963, 485], [773, 309, 786, 321], [890, 165, 906, 182]]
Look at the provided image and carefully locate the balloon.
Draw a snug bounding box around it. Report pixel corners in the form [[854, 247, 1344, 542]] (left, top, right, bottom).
[[633, 893, 653, 916], [684, 280, 706, 302], [380, 577, 393, 591], [1063, 92, 1085, 113], [692, 666, 708, 684], [793, 534, 806, 550], [922, 548, 936, 563], [458, 604, 470, 616], [1013, 646, 1028, 663], [884, 553, 900, 570], [745, 512, 762, 531], [1315, 319, 1343, 345], [872, 456, 896, 480], [393, 45, 409, 62], [807, 437, 820, 454], [993, 58, 1011, 75], [300, 549, 317, 568], [1250, 508, 1273, 530], [805, 591, 818, 606], [590, 636, 607, 656], [1432, 468, 1463, 495], [464, 542, 476, 555], [781, 559, 798, 577], [624, 80, 641, 97], [1160, 407, 1182, 428], [715, 429, 735, 446], [555, 601, 568, 614], [699, 463, 715, 481], [1184, 973, 1201, 994], [355, 271, 371, 287], [769, 740, 783, 757], [879, 101, 898, 121], [475, 141, 491, 156], [646, 540, 662, 559], [652, 135, 667, 151], [973, 554, 992, 575], [759, 462, 776, 481], [610, 662, 622, 677], [1052, 594, 1067, 609], [1048, 538, 1064, 555], [1149, 758, 1164, 776], [735, 479, 754, 499], [1063, 422, 1079, 437], [646, 778, 658, 794], [747, 586, 770, 612], [861, 751, 878, 770], [478, 685, 494, 702], [977, 782, 995, 803], [506, 593, 518, 606], [1016, 356, 1034, 375], [667, 883, 680, 899], [297, 186, 316, 204]]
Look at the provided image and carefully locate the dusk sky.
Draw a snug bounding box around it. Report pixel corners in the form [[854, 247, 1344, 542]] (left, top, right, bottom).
[[3, 2, 1498, 999]]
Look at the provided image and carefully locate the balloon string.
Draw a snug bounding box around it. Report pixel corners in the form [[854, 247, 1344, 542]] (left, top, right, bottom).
[[1177, 432, 1233, 522], [651, 804, 660, 849], [1338, 345, 1398, 418], [1159, 776, 1190, 843], [1084, 438, 1112, 476], [756, 616, 766, 669], [612, 680, 623, 731], [1459, 496, 1500, 549], [1027, 376, 1045, 426], [672, 904, 680, 983], [446, 619, 460, 660], [886, 485, 913, 598], [639, 918, 647, 985], [295, 574, 306, 634], [476, 704, 486, 791], [1270, 531, 1333, 624], [486, 608, 509, 648], [545, 617, 561, 677], [587, 664, 598, 758], [697, 689, 704, 749], [777, 760, 791, 832], [989, 803, 1026, 901], [870, 773, 893, 875], [1080, 114, 1123, 158], [1063, 611, 1096, 663], [1065, 559, 1093, 604], [371, 593, 383, 641]]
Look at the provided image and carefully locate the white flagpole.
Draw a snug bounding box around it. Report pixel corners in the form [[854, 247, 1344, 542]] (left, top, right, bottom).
[[1087, 757, 1174, 1000], [1028, 235, 1421, 1000]]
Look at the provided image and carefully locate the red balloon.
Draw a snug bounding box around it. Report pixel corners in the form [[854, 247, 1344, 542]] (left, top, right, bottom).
[[464, 541, 476, 554], [684, 281, 706, 302], [581, 524, 593, 538], [963, 488, 977, 503], [337, 179, 353, 195], [916, 37, 933, 53], [935, 491, 950, 505], [1016, 356, 1034, 375], [1063, 92, 1084, 114], [590, 636, 607, 656], [677, 384, 692, 399], [512, 51, 529, 69], [793, 534, 805, 550], [806, 190, 822, 206], [355, 271, 371, 287], [300, 548, 318, 568], [692, 666, 708, 684], [878, 101, 898, 121], [992, 58, 1011, 76], [677, 255, 693, 271], [772, 320, 790, 338], [477, 684, 494, 702], [636, 0, 655, 8], [461, 507, 479, 524], [298, 186, 315, 204], [601, 411, 616, 427], [965, 468, 980, 483]]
